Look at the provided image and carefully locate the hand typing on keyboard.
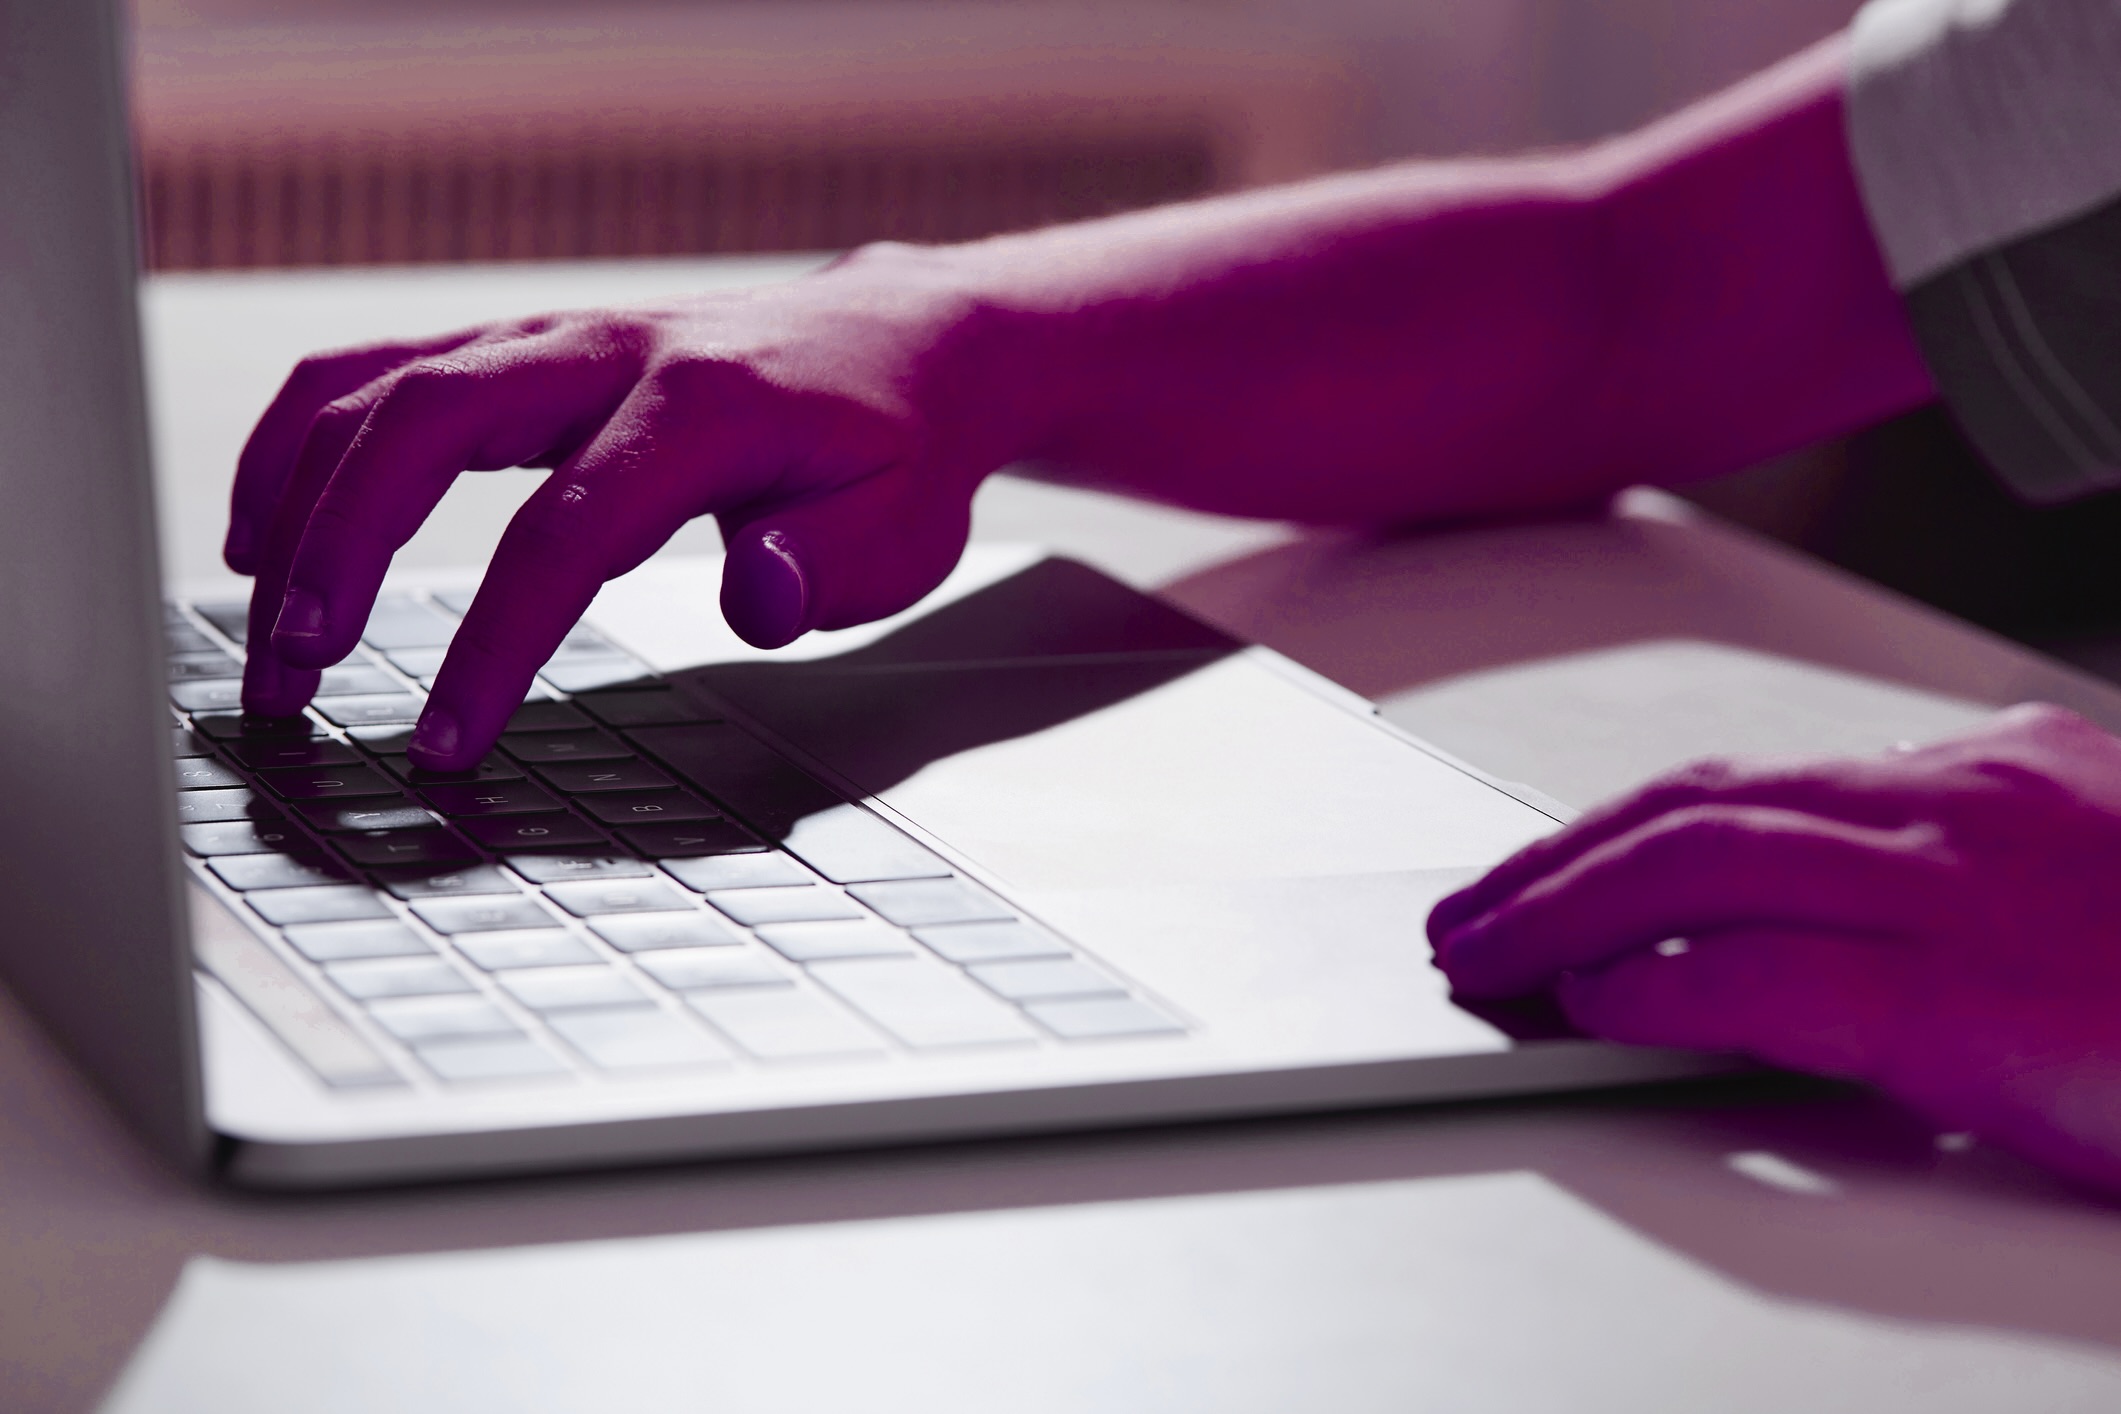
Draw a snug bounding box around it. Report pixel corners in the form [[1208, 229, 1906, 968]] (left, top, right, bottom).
[[228, 250, 1019, 772], [1429, 705, 2121, 1198]]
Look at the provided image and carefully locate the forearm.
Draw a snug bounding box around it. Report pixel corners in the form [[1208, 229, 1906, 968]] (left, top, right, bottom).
[[885, 33, 1934, 524]]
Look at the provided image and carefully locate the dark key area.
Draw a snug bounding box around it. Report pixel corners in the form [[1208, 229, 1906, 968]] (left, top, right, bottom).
[[616, 819, 766, 858], [459, 814, 608, 850], [418, 781, 565, 817], [532, 758, 676, 794], [500, 728, 632, 764], [224, 737, 362, 770], [192, 711, 332, 743], [627, 724, 844, 836], [578, 790, 720, 825], [505, 700, 593, 734], [577, 689, 716, 728], [258, 763, 401, 800]]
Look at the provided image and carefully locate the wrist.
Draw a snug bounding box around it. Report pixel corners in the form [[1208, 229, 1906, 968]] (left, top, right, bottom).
[[820, 238, 1080, 478]]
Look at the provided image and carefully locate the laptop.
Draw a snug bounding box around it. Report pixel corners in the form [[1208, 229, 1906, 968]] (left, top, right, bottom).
[[0, 0, 1733, 1189]]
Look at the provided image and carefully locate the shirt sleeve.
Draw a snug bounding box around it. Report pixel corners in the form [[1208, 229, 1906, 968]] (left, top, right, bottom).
[[1847, 0, 2121, 503]]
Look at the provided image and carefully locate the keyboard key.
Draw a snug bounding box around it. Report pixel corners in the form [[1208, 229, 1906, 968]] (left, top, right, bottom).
[[164, 623, 220, 655], [547, 1009, 731, 1070], [752, 920, 914, 963], [1023, 996, 1185, 1040], [410, 895, 556, 934], [207, 852, 350, 891], [189, 600, 250, 643], [371, 863, 518, 900], [346, 724, 419, 755], [707, 886, 863, 927], [912, 921, 1072, 965], [505, 699, 594, 734], [415, 1036, 570, 1082], [174, 757, 244, 791], [659, 852, 811, 892], [359, 594, 457, 650], [298, 801, 433, 833], [500, 728, 630, 764], [181, 818, 310, 856], [314, 665, 401, 698], [247, 885, 394, 926], [258, 763, 400, 800], [223, 737, 361, 770], [382, 645, 448, 678], [453, 930, 598, 970], [418, 780, 564, 817], [849, 878, 1013, 928], [533, 758, 676, 794], [174, 788, 275, 825], [190, 711, 329, 742], [544, 878, 695, 917], [368, 995, 520, 1043], [688, 988, 883, 1060], [332, 827, 477, 867], [505, 854, 652, 884], [325, 956, 475, 1000], [633, 949, 789, 990], [168, 649, 242, 681], [313, 694, 426, 728], [618, 819, 766, 859], [172, 726, 210, 758], [579, 790, 720, 826], [430, 588, 475, 615], [281, 919, 432, 962], [496, 965, 649, 1012], [967, 958, 1125, 1002], [169, 679, 244, 712], [810, 959, 1037, 1049], [539, 655, 655, 694], [578, 689, 715, 728], [588, 912, 740, 953], [378, 753, 524, 785], [782, 804, 953, 885], [460, 814, 609, 851]]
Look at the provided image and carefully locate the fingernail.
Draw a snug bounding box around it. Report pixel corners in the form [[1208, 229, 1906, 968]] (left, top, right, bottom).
[[274, 586, 329, 641], [408, 705, 461, 766], [725, 529, 810, 648]]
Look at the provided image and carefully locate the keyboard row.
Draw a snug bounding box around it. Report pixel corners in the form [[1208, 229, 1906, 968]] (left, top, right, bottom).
[[167, 593, 1184, 1086]]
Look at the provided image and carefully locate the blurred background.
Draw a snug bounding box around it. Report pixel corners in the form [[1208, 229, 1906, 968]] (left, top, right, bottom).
[[129, 0, 2121, 676]]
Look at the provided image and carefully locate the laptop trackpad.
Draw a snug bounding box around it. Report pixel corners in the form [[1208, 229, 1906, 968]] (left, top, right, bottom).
[[692, 652, 1560, 893]]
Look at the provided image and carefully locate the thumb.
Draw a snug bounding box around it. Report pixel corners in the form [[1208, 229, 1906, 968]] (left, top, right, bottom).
[[719, 463, 975, 649]]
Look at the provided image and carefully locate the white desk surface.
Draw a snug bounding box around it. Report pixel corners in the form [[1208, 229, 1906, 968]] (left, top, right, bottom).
[[10, 257, 2121, 1411]]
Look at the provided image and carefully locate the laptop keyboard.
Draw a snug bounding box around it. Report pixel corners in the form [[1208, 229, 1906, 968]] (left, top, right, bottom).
[[167, 592, 1184, 1088]]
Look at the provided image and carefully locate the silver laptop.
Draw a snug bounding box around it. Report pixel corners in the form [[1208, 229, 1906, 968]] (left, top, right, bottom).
[[0, 0, 1731, 1189]]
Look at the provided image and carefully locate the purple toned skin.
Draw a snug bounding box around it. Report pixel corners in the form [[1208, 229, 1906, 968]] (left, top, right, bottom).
[[224, 38, 2121, 1190], [1431, 705, 2121, 1197]]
